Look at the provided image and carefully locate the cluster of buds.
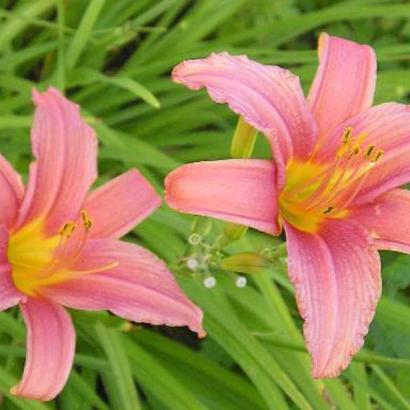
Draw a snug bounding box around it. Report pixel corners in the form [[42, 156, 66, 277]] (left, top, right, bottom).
[[182, 230, 251, 289], [182, 228, 284, 289], [182, 231, 225, 289]]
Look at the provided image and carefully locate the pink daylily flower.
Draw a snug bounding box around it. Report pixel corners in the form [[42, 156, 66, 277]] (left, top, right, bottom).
[[1, 88, 204, 401], [165, 33, 410, 377]]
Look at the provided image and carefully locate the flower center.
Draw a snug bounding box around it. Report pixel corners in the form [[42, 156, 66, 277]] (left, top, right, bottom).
[[8, 210, 117, 296], [279, 128, 384, 233]]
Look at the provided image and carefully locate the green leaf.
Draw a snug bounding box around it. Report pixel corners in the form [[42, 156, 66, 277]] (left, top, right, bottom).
[[123, 337, 206, 410], [66, 0, 106, 69], [95, 323, 141, 410], [71, 68, 160, 108]]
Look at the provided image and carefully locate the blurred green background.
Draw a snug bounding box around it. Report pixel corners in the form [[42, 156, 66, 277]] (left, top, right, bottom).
[[0, 0, 409, 409]]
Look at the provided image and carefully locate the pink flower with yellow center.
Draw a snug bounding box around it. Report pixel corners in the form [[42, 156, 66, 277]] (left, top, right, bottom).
[[1, 88, 204, 401], [165, 33, 410, 377]]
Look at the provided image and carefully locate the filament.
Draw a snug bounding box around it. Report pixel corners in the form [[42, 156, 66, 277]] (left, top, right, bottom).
[[283, 127, 384, 217]]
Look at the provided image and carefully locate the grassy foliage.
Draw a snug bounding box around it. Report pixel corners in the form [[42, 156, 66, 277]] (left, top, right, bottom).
[[0, 0, 409, 408]]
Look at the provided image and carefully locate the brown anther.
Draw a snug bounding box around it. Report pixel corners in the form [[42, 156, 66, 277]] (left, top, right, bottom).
[[365, 145, 375, 159], [323, 206, 334, 214], [348, 146, 360, 159], [372, 149, 384, 163], [59, 222, 76, 238], [81, 210, 92, 231], [336, 128, 355, 158], [342, 127, 353, 144]]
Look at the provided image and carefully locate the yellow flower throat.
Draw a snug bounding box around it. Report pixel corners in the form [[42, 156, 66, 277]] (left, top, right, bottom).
[[279, 128, 384, 233], [7, 211, 117, 296]]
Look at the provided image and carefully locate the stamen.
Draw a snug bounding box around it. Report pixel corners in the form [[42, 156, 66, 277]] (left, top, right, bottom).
[[323, 206, 333, 214], [365, 145, 375, 159], [349, 146, 360, 159], [302, 154, 354, 211], [303, 128, 367, 210], [81, 210, 92, 231], [312, 132, 385, 212], [351, 131, 367, 149], [48, 221, 77, 274], [336, 127, 353, 157], [69, 261, 119, 276], [69, 211, 94, 265], [336, 172, 371, 211], [371, 149, 384, 163], [285, 163, 335, 197], [49, 211, 94, 276], [282, 126, 386, 232], [30, 261, 120, 288], [59, 222, 76, 238], [334, 148, 384, 209], [342, 127, 353, 144], [319, 147, 383, 211], [314, 160, 369, 210]]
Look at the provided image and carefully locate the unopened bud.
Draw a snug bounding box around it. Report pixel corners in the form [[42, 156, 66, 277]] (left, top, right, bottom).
[[189, 233, 202, 246], [271, 243, 287, 258], [223, 222, 248, 242], [236, 276, 247, 288], [230, 116, 257, 159], [186, 257, 199, 271], [220, 252, 271, 274], [203, 276, 216, 288], [120, 321, 133, 332], [191, 217, 213, 236]]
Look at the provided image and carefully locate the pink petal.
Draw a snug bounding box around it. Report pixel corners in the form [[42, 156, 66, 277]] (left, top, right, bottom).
[[0, 154, 24, 228], [83, 169, 161, 239], [0, 225, 24, 309], [16, 88, 97, 234], [0, 266, 22, 310], [11, 298, 75, 401], [284, 219, 381, 378], [308, 33, 376, 144], [165, 159, 280, 235], [173, 52, 317, 177], [317, 103, 410, 203], [351, 188, 410, 253], [41, 239, 205, 337]]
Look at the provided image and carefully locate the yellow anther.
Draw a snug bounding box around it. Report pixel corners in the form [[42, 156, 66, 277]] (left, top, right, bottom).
[[81, 210, 92, 231], [59, 222, 76, 238]]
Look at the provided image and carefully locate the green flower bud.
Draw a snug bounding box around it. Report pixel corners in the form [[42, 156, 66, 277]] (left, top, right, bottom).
[[230, 116, 257, 159], [223, 222, 248, 241], [220, 252, 272, 274]]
